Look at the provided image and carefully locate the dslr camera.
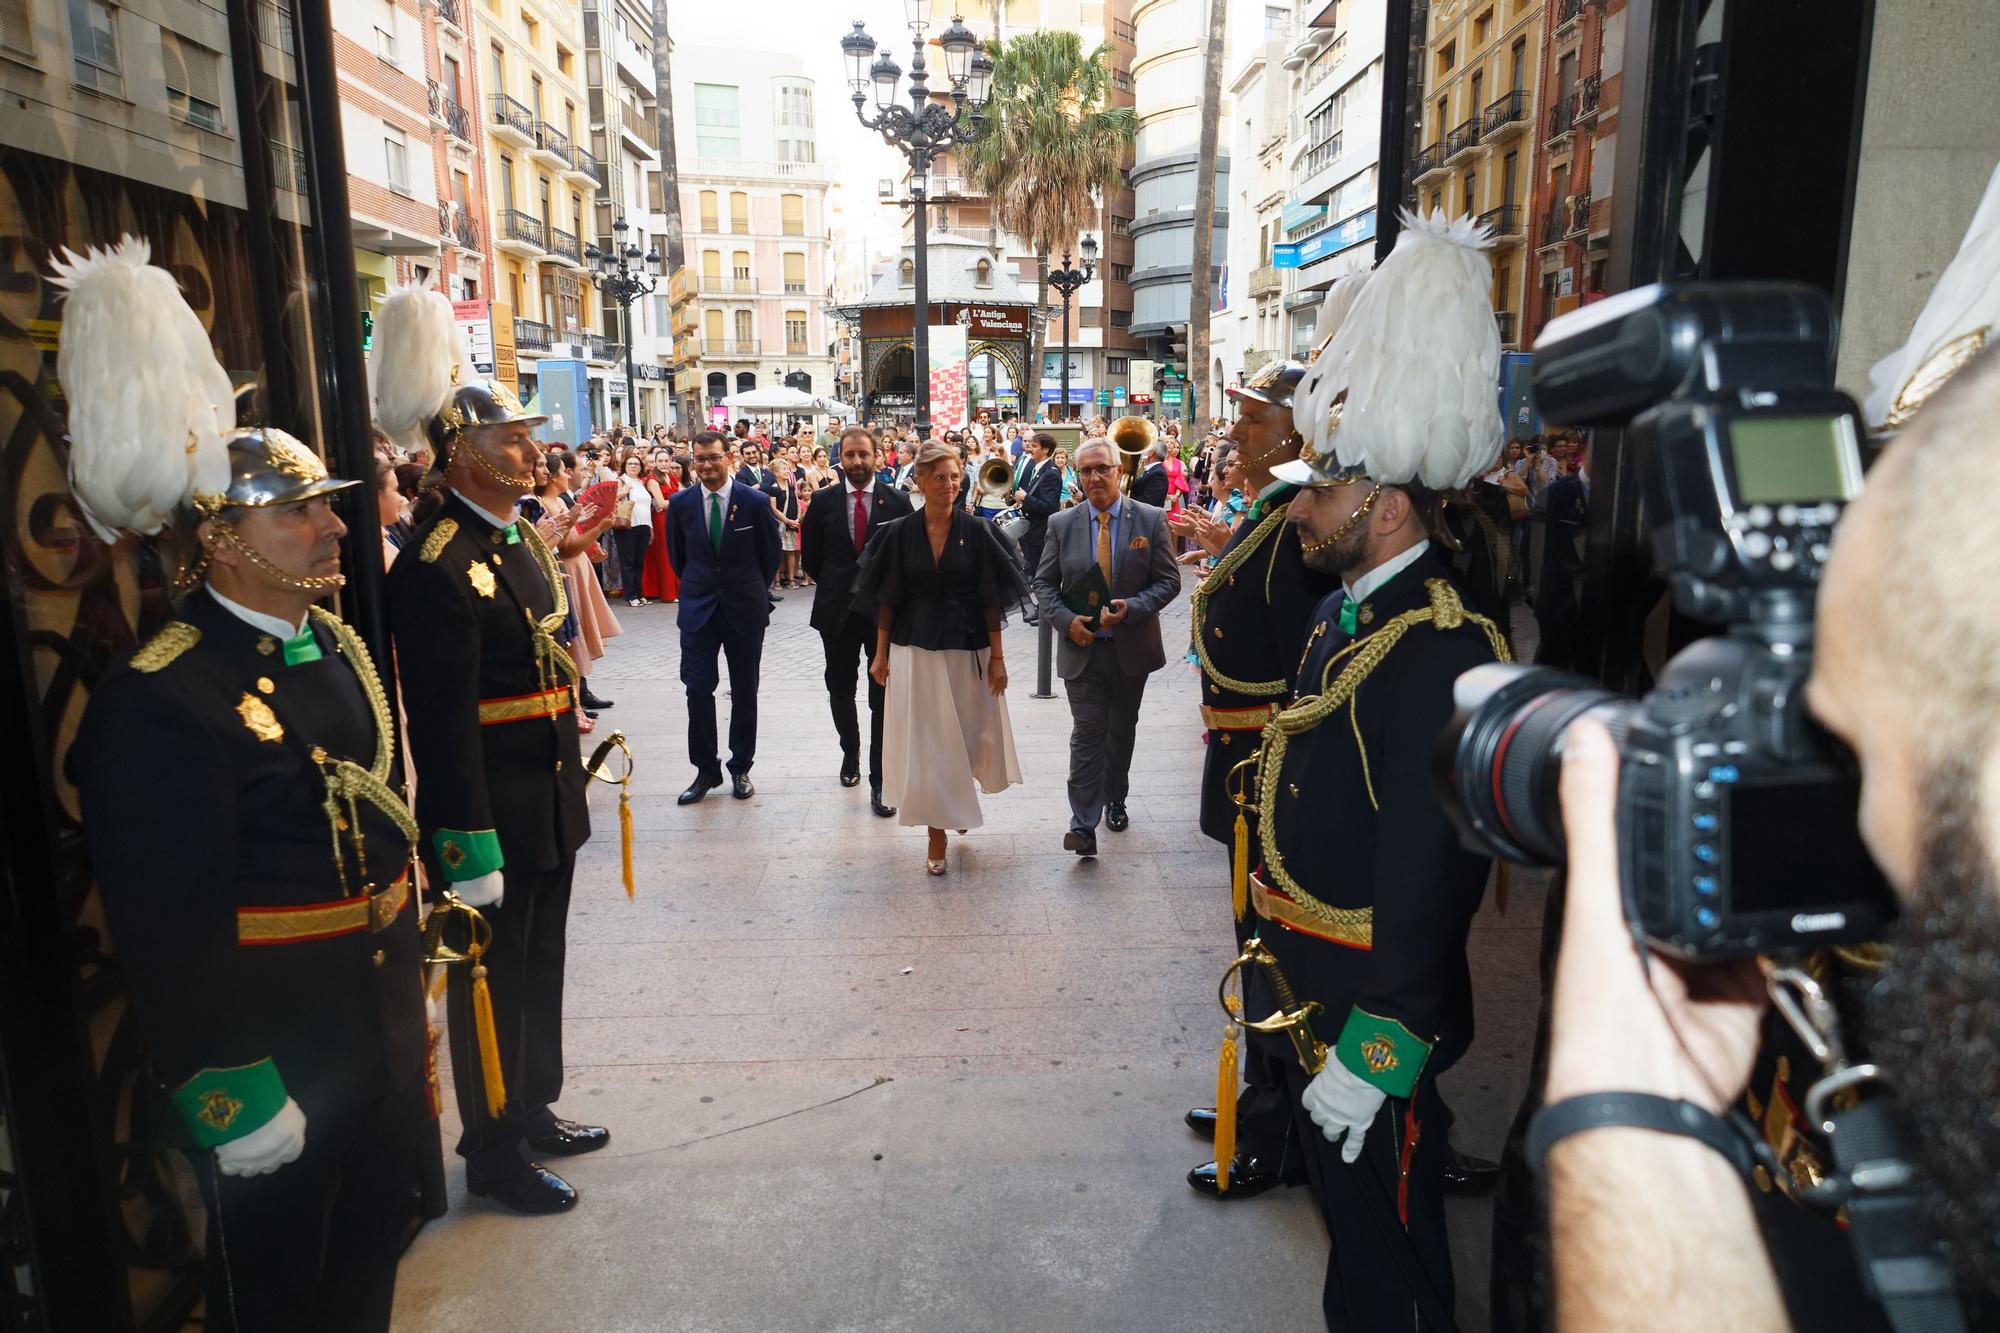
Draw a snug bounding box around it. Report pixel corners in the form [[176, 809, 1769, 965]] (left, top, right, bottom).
[[1435, 283, 1897, 958]]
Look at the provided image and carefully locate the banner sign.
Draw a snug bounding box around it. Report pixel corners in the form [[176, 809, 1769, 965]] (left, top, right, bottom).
[[1272, 242, 1303, 269], [453, 299, 496, 376], [1039, 388, 1094, 404], [1295, 208, 1378, 268], [964, 304, 1030, 338], [928, 324, 969, 432]]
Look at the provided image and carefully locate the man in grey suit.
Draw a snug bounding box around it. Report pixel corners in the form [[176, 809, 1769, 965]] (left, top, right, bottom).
[[1031, 439, 1184, 856]]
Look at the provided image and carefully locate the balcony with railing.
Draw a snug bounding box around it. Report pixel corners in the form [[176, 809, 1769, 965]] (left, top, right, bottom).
[[1495, 310, 1517, 346], [514, 318, 553, 351], [699, 339, 761, 359], [1249, 264, 1283, 298], [433, 0, 463, 33], [783, 281, 808, 294], [1539, 206, 1565, 249], [1565, 192, 1592, 237], [491, 93, 535, 145], [496, 207, 547, 255], [271, 143, 306, 193], [699, 276, 752, 295], [547, 226, 582, 265], [429, 81, 471, 142], [567, 143, 601, 184], [1554, 0, 1584, 33], [533, 121, 572, 168], [785, 341, 810, 356], [586, 333, 618, 363], [620, 101, 659, 156], [1483, 89, 1528, 139], [1444, 117, 1483, 160], [1476, 204, 1521, 240], [1575, 74, 1603, 124], [1547, 92, 1578, 143], [1413, 141, 1445, 178]]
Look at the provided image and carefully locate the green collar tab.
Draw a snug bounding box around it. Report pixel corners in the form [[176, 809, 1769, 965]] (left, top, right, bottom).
[[282, 630, 322, 666]]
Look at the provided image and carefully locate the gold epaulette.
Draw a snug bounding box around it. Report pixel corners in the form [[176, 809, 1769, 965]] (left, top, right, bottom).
[[418, 519, 459, 563], [130, 622, 200, 673]]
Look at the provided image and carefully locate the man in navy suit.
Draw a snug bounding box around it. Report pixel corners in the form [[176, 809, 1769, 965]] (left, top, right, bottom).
[[664, 430, 782, 803], [1012, 431, 1065, 616]]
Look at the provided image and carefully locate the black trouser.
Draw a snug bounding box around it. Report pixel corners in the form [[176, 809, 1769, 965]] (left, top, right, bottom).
[[1275, 1051, 1453, 1332], [446, 854, 576, 1179], [820, 613, 885, 788], [1226, 847, 1300, 1167], [612, 524, 651, 597], [1062, 638, 1147, 834], [681, 616, 763, 777], [195, 1079, 427, 1332]]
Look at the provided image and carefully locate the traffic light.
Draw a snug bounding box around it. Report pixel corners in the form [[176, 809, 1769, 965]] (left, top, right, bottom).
[[361, 310, 374, 351], [1167, 324, 1188, 380], [1152, 364, 1166, 393]]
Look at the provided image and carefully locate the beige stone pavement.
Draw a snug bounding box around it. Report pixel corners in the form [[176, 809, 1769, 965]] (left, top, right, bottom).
[[390, 581, 1546, 1333]]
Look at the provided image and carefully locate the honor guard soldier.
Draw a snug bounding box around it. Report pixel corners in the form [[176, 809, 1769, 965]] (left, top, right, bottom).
[[1178, 354, 1337, 1199], [59, 240, 429, 1330], [373, 287, 604, 1214], [1239, 212, 1514, 1331]]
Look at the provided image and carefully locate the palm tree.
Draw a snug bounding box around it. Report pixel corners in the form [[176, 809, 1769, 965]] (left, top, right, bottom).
[[965, 30, 1134, 421]]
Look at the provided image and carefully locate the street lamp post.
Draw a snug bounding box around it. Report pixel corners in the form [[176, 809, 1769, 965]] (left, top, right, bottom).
[[586, 216, 660, 429], [1047, 239, 1097, 423], [841, 5, 993, 438]]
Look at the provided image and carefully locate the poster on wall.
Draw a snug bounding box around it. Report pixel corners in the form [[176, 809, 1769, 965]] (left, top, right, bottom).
[[453, 299, 497, 376], [929, 324, 969, 432]]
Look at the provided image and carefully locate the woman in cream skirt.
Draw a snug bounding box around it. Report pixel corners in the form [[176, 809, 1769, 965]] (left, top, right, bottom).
[[856, 440, 1025, 873]]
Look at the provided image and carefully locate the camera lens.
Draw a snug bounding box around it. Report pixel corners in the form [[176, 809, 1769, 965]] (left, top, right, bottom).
[[1433, 662, 1634, 866]]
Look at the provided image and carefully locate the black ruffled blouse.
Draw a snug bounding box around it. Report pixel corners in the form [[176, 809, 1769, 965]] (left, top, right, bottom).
[[851, 508, 1028, 652]]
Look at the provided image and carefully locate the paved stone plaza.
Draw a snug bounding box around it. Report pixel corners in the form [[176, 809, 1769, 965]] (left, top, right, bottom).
[[391, 584, 1547, 1333]]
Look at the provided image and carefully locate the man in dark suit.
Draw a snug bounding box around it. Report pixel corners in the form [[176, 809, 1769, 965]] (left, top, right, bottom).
[[1031, 440, 1183, 856], [734, 443, 777, 495], [1012, 431, 1064, 582], [665, 429, 782, 803], [1128, 442, 1170, 507], [800, 423, 913, 816]]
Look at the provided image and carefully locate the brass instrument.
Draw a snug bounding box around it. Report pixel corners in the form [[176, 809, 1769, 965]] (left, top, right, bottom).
[[1109, 414, 1157, 491], [976, 456, 1015, 508]]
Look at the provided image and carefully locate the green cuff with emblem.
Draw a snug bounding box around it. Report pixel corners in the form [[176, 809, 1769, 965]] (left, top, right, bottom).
[[170, 1058, 289, 1148], [1332, 1008, 1432, 1099], [433, 827, 504, 881]]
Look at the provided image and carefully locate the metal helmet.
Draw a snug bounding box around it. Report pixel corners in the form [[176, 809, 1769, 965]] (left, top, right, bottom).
[[190, 427, 360, 518], [1228, 359, 1308, 411]]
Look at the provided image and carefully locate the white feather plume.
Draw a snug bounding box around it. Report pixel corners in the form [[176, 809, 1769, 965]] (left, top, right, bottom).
[[1293, 270, 1370, 457], [48, 236, 235, 541], [370, 284, 465, 448], [1320, 210, 1505, 490]]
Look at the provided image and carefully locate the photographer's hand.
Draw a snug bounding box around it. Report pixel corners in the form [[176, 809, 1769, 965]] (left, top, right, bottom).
[[1544, 719, 1767, 1109], [1544, 718, 1788, 1333]]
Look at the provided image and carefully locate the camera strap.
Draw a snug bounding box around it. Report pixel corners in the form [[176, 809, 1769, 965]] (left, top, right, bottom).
[[1769, 964, 1967, 1333]]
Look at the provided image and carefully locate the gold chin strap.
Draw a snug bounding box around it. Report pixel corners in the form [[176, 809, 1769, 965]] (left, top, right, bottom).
[[1299, 482, 1382, 557], [210, 520, 347, 591], [452, 433, 535, 490]]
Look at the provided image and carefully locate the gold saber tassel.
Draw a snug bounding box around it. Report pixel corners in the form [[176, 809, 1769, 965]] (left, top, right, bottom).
[[1231, 811, 1249, 923], [1215, 994, 1242, 1194], [470, 954, 507, 1120], [587, 730, 638, 899]]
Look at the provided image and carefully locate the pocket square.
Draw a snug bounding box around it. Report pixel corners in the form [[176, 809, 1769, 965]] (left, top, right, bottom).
[[1129, 535, 1150, 550]]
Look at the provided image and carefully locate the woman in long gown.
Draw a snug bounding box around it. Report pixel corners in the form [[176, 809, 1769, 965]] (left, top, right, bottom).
[[642, 449, 680, 602], [855, 441, 1026, 875], [539, 453, 621, 715]]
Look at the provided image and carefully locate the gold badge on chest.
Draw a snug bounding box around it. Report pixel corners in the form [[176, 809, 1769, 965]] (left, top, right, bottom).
[[467, 560, 497, 599], [236, 692, 285, 743]]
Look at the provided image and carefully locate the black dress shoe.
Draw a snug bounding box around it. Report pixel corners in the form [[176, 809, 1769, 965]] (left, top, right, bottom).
[[465, 1163, 578, 1214], [870, 788, 898, 819], [1185, 1106, 1218, 1139], [1186, 1155, 1304, 1200], [839, 759, 861, 788], [731, 773, 755, 800], [1062, 830, 1098, 857], [1443, 1146, 1500, 1196], [526, 1119, 610, 1156], [579, 689, 614, 710], [1105, 802, 1130, 832], [678, 774, 721, 806]]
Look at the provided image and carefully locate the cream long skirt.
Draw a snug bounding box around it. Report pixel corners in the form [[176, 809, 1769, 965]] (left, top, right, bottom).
[[880, 642, 1023, 830]]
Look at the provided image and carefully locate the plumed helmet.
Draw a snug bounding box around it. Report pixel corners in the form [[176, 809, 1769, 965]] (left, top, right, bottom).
[[1228, 359, 1307, 411], [190, 427, 360, 517]]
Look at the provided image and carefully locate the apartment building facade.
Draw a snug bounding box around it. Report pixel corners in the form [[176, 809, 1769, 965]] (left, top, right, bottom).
[[333, 0, 445, 310], [480, 0, 605, 412], [1521, 0, 1624, 344], [672, 44, 834, 423], [1409, 0, 1545, 350]]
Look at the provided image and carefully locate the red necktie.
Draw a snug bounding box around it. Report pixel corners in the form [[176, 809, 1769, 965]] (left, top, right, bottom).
[[853, 487, 868, 554]]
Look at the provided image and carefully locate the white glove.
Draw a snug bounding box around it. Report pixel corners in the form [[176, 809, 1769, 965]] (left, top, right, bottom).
[[1302, 1060, 1387, 1164], [215, 1097, 307, 1178], [452, 870, 505, 909]]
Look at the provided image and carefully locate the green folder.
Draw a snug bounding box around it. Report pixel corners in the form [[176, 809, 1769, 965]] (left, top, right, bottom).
[[1061, 564, 1112, 628]]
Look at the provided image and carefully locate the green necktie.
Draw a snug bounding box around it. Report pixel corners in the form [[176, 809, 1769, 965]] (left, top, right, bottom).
[[282, 628, 322, 666], [707, 492, 723, 552], [502, 521, 521, 545], [1337, 595, 1359, 637]]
